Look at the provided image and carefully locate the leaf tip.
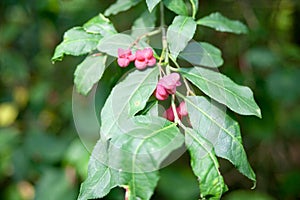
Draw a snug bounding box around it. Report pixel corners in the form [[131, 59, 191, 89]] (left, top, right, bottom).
[[251, 180, 257, 190], [256, 108, 262, 118]]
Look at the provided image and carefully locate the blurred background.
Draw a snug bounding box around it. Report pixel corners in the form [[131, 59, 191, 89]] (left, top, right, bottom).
[[0, 0, 300, 199]]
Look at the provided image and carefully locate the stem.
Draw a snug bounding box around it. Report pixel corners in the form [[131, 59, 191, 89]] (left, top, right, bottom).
[[169, 57, 195, 96], [160, 2, 170, 74], [130, 29, 161, 49], [183, 77, 196, 96], [171, 94, 180, 124], [189, 0, 197, 19]]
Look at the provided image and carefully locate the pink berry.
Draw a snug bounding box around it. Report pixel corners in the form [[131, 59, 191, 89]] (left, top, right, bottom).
[[155, 84, 169, 100], [134, 48, 156, 70], [117, 48, 135, 67], [163, 106, 175, 122], [177, 101, 188, 116]]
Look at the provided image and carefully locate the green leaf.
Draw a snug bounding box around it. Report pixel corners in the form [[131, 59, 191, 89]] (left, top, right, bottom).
[[163, 0, 188, 16], [146, 0, 161, 12], [179, 67, 261, 117], [79, 115, 184, 200], [74, 54, 107, 95], [197, 12, 248, 34], [77, 140, 121, 200], [83, 13, 117, 36], [179, 41, 223, 68], [167, 16, 197, 59], [100, 67, 159, 139], [131, 10, 157, 38], [104, 0, 142, 16], [185, 127, 227, 199], [97, 33, 151, 57], [189, 0, 198, 18], [52, 27, 102, 62], [185, 96, 256, 182], [108, 116, 184, 172]]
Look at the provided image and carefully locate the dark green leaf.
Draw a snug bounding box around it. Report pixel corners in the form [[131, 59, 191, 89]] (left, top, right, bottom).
[[146, 0, 161, 12], [104, 0, 142, 16], [83, 13, 117, 36], [167, 16, 197, 59], [97, 33, 151, 57], [131, 10, 157, 38], [197, 12, 248, 34], [163, 0, 188, 16], [185, 96, 256, 182], [179, 67, 261, 117], [179, 41, 223, 68], [185, 127, 227, 199], [100, 67, 159, 139], [74, 54, 107, 95], [52, 27, 102, 62]]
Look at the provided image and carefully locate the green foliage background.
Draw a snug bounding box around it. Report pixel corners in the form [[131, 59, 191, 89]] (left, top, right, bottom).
[[0, 0, 300, 199]]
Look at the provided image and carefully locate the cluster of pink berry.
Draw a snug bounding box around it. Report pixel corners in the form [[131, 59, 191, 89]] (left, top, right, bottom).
[[154, 73, 188, 122], [163, 102, 188, 122], [155, 73, 181, 101], [117, 48, 156, 70]]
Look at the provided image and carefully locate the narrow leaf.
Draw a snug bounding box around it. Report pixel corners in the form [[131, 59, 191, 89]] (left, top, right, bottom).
[[146, 0, 161, 12], [74, 54, 107, 95], [131, 10, 157, 38], [179, 67, 261, 117], [197, 12, 248, 34], [185, 96, 256, 182], [83, 13, 117, 36], [167, 16, 197, 59], [179, 41, 223, 68], [163, 0, 188, 16], [104, 0, 142, 16], [52, 27, 102, 62], [185, 127, 227, 199], [97, 33, 151, 57], [100, 67, 159, 139]]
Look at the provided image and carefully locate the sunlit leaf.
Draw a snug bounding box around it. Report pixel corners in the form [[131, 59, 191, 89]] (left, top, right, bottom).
[[146, 0, 161, 12], [179, 67, 261, 117], [197, 12, 248, 34], [52, 27, 102, 62], [104, 0, 142, 16], [79, 115, 184, 200], [74, 54, 107, 95], [97, 33, 151, 57], [179, 41, 223, 68], [185, 127, 227, 199], [185, 96, 256, 182], [167, 16, 197, 59], [100, 67, 159, 139], [83, 13, 117, 36]]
